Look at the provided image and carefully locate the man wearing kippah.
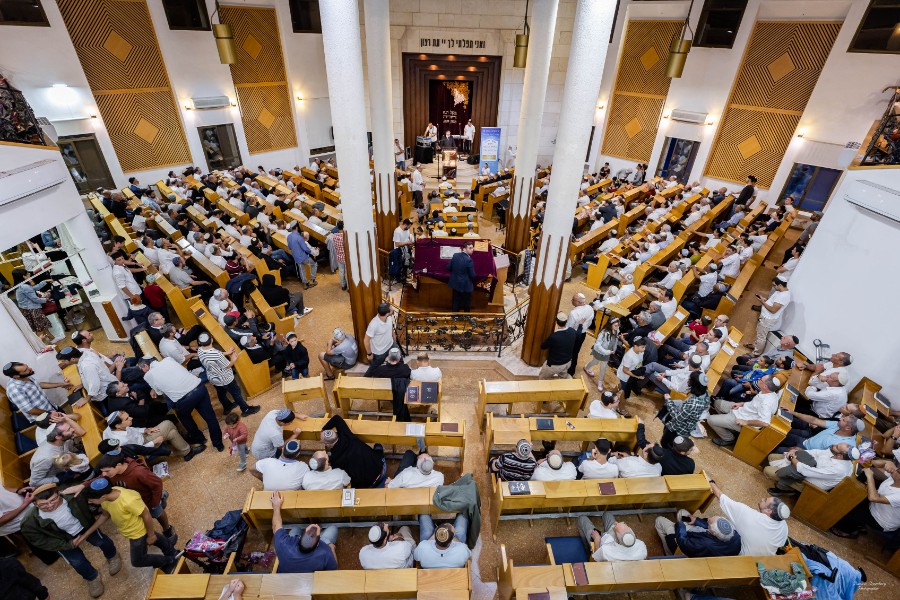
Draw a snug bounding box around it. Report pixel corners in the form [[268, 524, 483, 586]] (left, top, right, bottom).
[[654, 508, 741, 557], [358, 522, 415, 569], [490, 439, 536, 482], [320, 414, 387, 488], [251, 440, 309, 491], [386, 452, 444, 488], [251, 409, 306, 460], [708, 374, 783, 447], [85, 478, 179, 573], [576, 513, 647, 561], [538, 312, 577, 380], [414, 517, 471, 568]]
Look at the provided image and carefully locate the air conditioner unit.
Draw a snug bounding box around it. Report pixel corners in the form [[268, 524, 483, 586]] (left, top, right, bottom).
[[670, 109, 708, 125], [190, 96, 231, 110], [845, 179, 900, 223], [0, 158, 68, 207]]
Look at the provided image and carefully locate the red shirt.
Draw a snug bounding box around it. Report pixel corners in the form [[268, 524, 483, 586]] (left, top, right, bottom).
[[224, 421, 248, 445], [333, 232, 345, 264], [143, 284, 166, 309], [102, 459, 164, 508], [687, 320, 709, 343]]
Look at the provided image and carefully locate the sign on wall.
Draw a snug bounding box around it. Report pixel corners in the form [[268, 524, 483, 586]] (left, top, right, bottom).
[[479, 127, 502, 174]]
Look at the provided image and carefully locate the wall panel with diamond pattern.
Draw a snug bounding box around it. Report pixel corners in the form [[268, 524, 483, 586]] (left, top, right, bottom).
[[219, 6, 297, 155], [56, 0, 191, 172], [703, 21, 841, 188], [601, 20, 682, 163]]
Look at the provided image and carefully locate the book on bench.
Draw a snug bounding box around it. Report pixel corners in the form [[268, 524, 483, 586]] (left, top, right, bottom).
[[405, 386, 420, 403], [572, 562, 589, 585], [597, 481, 616, 495], [528, 593, 551, 600], [440, 422, 459, 433], [420, 382, 439, 404], [535, 418, 554, 431], [508, 481, 531, 495]]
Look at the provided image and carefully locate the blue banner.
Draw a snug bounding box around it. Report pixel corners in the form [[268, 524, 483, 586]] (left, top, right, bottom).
[[479, 127, 502, 174]]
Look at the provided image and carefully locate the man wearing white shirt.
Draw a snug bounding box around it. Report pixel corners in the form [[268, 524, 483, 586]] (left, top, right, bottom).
[[138, 357, 223, 450], [692, 263, 719, 298], [577, 513, 647, 561], [410, 353, 442, 382], [719, 246, 741, 279], [749, 277, 791, 353], [209, 289, 228, 322], [609, 445, 663, 478], [796, 352, 852, 381], [251, 440, 309, 491], [158, 324, 201, 371], [659, 289, 678, 319], [683, 205, 703, 227], [588, 391, 620, 419], [463, 120, 475, 154], [566, 293, 596, 377], [302, 451, 351, 489], [763, 444, 856, 495], [642, 261, 682, 300], [708, 374, 783, 446], [111, 252, 143, 300], [804, 371, 848, 419], [386, 453, 444, 488], [578, 438, 620, 479], [73, 331, 121, 404], [531, 451, 577, 481], [410, 167, 424, 206], [359, 523, 415, 569], [709, 480, 789, 555]]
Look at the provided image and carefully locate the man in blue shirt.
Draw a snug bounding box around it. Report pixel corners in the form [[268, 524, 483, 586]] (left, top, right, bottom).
[[286, 224, 318, 289], [777, 411, 862, 453], [414, 514, 471, 568], [270, 492, 337, 573]]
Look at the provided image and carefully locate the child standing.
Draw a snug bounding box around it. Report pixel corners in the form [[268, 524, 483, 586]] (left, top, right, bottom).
[[223, 412, 249, 472]]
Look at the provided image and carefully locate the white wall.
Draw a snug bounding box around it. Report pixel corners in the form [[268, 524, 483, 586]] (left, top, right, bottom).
[[780, 168, 900, 407]]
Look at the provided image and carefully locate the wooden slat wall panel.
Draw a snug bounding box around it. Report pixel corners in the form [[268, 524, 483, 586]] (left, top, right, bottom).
[[56, 0, 191, 172], [219, 6, 297, 155], [703, 21, 841, 188], [601, 20, 682, 163]]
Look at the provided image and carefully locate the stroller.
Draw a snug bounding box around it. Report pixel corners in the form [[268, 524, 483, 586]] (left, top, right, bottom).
[[183, 510, 249, 574]]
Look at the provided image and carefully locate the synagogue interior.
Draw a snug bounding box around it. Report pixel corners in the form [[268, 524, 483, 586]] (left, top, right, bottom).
[[1, 1, 900, 599]]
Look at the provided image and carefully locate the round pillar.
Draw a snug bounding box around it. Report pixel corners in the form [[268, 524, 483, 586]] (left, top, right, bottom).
[[506, 0, 560, 254], [521, 0, 617, 366], [319, 0, 383, 350]]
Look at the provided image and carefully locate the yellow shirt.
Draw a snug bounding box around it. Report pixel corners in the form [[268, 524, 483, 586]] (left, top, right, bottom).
[[102, 487, 147, 540]]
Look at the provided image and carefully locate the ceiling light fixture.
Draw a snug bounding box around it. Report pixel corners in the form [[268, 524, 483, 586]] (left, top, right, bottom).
[[211, 2, 235, 65], [667, 0, 696, 78], [514, 0, 530, 68]]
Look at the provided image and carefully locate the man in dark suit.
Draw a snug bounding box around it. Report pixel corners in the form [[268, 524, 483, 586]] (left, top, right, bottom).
[[440, 131, 457, 151], [447, 242, 476, 312]]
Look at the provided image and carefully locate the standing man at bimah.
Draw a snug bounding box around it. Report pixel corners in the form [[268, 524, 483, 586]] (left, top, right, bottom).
[[448, 242, 476, 312]]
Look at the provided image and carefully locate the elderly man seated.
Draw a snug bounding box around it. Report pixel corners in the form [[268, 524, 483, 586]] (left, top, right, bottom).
[[777, 409, 863, 453], [763, 443, 858, 497], [301, 452, 351, 490], [577, 513, 647, 561], [800, 370, 849, 419], [386, 451, 444, 488], [531, 450, 577, 481], [655, 509, 742, 557], [359, 522, 415, 569]]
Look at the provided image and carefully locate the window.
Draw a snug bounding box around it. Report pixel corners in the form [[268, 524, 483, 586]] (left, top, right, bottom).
[[161, 0, 210, 31], [780, 163, 842, 212], [695, 0, 747, 49], [58, 135, 115, 194], [289, 0, 321, 34], [198, 124, 242, 171], [655, 137, 701, 182], [0, 0, 50, 26], [850, 1, 900, 53]]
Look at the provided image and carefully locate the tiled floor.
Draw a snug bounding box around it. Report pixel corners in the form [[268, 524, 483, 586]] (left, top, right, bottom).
[[15, 214, 895, 599]]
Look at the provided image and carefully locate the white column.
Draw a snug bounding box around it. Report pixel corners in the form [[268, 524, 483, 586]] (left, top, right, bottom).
[[319, 0, 378, 286], [534, 0, 616, 288], [60, 211, 130, 339], [522, 0, 617, 365], [363, 0, 398, 251], [509, 0, 559, 245], [319, 0, 382, 348]]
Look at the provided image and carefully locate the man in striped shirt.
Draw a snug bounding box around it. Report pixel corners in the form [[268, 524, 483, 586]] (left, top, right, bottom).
[[196, 334, 260, 418], [489, 439, 536, 481]]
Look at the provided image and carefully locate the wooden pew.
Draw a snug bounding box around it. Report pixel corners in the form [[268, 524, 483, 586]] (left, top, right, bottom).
[[282, 376, 331, 413], [477, 379, 589, 430], [731, 386, 794, 467], [146, 565, 471, 600], [498, 544, 810, 599], [190, 301, 273, 398], [134, 330, 163, 360], [134, 256, 200, 329], [241, 487, 443, 541], [249, 290, 295, 336], [332, 374, 443, 420], [61, 365, 103, 461], [793, 475, 868, 531], [483, 412, 637, 465], [279, 415, 465, 465], [0, 393, 36, 488], [489, 472, 715, 541]]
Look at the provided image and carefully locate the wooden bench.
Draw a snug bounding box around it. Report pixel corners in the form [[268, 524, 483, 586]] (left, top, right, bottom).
[[477, 379, 589, 430], [0, 392, 36, 488], [489, 472, 715, 541], [146, 564, 471, 600], [241, 487, 444, 541], [333, 374, 443, 420], [134, 330, 163, 360], [282, 376, 331, 413], [731, 386, 794, 467], [134, 255, 200, 329], [498, 544, 810, 599], [61, 365, 104, 461], [483, 412, 637, 464], [793, 474, 868, 531], [279, 415, 465, 465], [190, 301, 273, 398], [249, 290, 294, 336]]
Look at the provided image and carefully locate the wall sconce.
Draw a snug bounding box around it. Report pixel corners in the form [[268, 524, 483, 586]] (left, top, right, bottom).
[[796, 128, 806, 138], [597, 103, 605, 110], [296, 95, 304, 102], [184, 102, 192, 110], [229, 98, 237, 107], [705, 118, 715, 126], [89, 113, 97, 119], [663, 112, 671, 119]]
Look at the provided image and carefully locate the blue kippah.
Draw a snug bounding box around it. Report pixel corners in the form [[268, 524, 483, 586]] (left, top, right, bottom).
[[90, 478, 111, 491], [284, 440, 300, 454]]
